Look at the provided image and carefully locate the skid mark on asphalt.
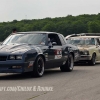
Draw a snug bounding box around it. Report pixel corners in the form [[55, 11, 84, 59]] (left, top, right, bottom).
[[27, 92, 47, 100]]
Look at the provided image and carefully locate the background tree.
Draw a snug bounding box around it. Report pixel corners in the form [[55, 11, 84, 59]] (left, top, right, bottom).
[[88, 21, 100, 33], [0, 14, 100, 41]]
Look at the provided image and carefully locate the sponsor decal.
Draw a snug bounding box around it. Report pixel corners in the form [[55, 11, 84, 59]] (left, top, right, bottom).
[[28, 61, 34, 68], [44, 53, 48, 57], [54, 49, 62, 59], [44, 53, 48, 61]]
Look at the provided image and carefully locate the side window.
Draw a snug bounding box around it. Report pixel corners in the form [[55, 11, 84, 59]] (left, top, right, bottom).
[[91, 38, 95, 45], [99, 38, 100, 44], [59, 34, 66, 45], [96, 38, 100, 45], [48, 34, 61, 46]]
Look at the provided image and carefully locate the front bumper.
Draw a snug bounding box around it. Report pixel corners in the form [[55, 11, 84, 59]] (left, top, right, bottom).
[[0, 61, 30, 73], [79, 55, 91, 61]]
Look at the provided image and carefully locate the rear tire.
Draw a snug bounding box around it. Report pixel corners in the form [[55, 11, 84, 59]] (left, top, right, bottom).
[[60, 54, 74, 72], [31, 56, 44, 77]]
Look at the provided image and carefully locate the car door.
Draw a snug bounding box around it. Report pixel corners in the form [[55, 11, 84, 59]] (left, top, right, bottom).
[[51, 45, 63, 67], [44, 33, 64, 68]]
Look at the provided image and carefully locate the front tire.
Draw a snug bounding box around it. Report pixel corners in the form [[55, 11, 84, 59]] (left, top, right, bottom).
[[32, 56, 44, 77], [60, 54, 74, 72], [89, 53, 96, 65]]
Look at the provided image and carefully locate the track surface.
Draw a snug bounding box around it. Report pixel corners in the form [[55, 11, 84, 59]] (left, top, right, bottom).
[[0, 63, 100, 100]]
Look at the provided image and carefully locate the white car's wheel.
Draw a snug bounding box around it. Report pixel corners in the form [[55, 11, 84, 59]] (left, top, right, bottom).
[[89, 53, 96, 65]]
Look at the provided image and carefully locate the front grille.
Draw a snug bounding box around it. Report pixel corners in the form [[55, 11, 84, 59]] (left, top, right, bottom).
[[0, 56, 7, 61]]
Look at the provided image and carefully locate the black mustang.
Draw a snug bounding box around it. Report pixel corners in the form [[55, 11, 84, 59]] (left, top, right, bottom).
[[0, 31, 80, 77]]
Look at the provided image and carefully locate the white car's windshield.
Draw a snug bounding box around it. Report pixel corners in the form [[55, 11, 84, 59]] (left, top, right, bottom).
[[67, 38, 95, 45], [3, 33, 46, 45]]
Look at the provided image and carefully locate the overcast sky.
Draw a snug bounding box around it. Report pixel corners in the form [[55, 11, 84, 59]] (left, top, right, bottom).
[[0, 0, 100, 22]]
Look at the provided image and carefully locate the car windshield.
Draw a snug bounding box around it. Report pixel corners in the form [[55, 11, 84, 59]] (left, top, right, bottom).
[[3, 33, 46, 45], [67, 38, 95, 45]]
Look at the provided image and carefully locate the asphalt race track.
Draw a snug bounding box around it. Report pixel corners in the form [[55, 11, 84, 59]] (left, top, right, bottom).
[[0, 63, 100, 100]]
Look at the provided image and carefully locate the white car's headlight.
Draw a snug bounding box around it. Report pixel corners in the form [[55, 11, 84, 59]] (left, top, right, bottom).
[[84, 51, 89, 55], [80, 51, 89, 55]]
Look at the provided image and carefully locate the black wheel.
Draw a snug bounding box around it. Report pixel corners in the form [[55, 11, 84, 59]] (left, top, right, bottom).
[[32, 56, 44, 77], [60, 54, 74, 72], [89, 53, 96, 65]]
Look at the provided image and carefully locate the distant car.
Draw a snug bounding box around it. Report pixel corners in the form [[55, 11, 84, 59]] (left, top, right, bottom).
[[66, 35, 100, 65], [0, 31, 80, 77]]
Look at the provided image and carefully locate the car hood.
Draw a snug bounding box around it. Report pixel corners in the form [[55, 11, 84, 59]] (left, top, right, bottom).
[[77, 45, 95, 51], [0, 44, 34, 54]]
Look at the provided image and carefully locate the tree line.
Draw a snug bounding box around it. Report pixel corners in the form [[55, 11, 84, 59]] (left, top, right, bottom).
[[0, 13, 100, 41]]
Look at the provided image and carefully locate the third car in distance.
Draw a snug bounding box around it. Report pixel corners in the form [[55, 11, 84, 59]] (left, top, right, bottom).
[[66, 35, 100, 65]]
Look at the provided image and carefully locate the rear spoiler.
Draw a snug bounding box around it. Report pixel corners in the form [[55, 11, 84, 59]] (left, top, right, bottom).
[[82, 33, 100, 36], [65, 33, 100, 39], [65, 33, 85, 39]]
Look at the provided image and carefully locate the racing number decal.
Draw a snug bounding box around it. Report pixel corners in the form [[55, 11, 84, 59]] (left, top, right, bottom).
[[54, 49, 62, 59]]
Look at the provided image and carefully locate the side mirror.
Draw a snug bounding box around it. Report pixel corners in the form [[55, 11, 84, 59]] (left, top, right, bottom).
[[52, 42, 57, 45]]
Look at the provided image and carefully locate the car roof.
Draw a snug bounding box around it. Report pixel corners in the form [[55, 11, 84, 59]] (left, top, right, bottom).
[[71, 36, 100, 38], [15, 31, 59, 34]]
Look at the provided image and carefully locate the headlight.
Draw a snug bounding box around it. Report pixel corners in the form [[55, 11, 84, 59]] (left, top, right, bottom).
[[8, 55, 22, 60], [16, 55, 22, 60], [80, 51, 89, 55], [9, 55, 15, 60], [84, 51, 89, 55]]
